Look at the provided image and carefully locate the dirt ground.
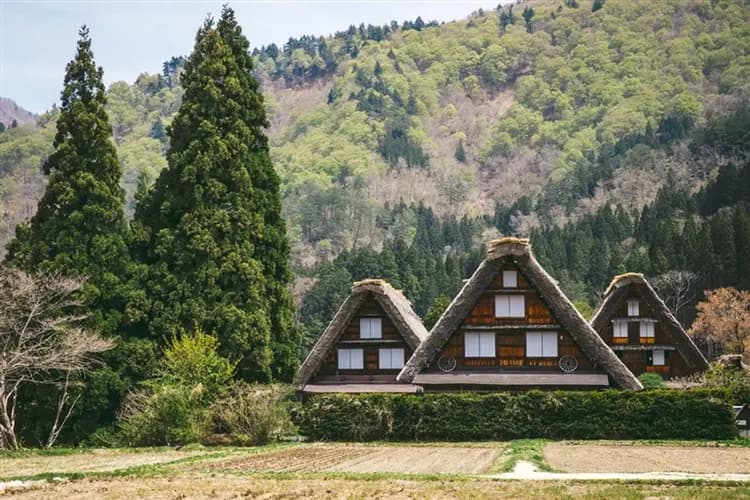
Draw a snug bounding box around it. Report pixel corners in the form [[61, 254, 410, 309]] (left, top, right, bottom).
[[201, 443, 500, 474], [0, 449, 206, 478], [545, 443, 750, 474], [8, 475, 750, 500]]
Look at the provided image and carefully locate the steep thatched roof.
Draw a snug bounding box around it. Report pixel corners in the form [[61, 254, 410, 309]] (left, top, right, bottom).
[[296, 279, 428, 388], [591, 273, 709, 372], [397, 237, 643, 390]]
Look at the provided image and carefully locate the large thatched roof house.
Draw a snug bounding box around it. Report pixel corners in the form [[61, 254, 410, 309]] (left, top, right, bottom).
[[397, 238, 642, 391]]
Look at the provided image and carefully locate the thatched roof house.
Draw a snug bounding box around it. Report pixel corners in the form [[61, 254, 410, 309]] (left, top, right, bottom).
[[296, 279, 428, 393], [397, 238, 642, 391], [591, 273, 709, 378]]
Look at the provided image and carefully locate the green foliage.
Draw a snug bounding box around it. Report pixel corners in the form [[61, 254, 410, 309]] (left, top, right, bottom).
[[293, 390, 737, 441], [131, 8, 299, 382], [206, 383, 296, 445], [161, 331, 236, 399], [701, 363, 750, 403], [424, 294, 451, 330], [638, 372, 666, 390]]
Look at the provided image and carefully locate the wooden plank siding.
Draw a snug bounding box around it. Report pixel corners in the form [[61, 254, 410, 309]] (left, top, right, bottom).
[[426, 262, 600, 374], [313, 296, 414, 380]]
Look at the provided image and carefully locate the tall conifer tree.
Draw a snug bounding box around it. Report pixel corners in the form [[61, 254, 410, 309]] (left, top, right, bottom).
[[133, 14, 299, 381], [6, 26, 130, 335]]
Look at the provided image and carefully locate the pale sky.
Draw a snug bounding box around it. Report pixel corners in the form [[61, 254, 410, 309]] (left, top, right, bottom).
[[0, 0, 499, 114]]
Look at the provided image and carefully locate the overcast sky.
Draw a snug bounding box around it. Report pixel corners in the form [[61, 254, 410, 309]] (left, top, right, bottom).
[[1, 1, 499, 114]]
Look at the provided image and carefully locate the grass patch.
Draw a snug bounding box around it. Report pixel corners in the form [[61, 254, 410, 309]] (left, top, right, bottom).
[[490, 439, 552, 473], [558, 439, 750, 448]]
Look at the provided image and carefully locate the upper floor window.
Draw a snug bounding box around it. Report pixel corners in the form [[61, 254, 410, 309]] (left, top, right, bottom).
[[503, 270, 518, 288], [360, 317, 382, 339], [338, 348, 364, 370], [526, 331, 558, 358], [627, 300, 639, 316], [379, 348, 404, 369], [465, 331, 495, 358], [639, 321, 654, 338], [613, 320, 629, 341], [495, 295, 525, 318]]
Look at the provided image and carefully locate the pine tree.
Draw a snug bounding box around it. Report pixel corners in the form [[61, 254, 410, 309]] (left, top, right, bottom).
[[454, 139, 467, 162], [5, 26, 130, 336]]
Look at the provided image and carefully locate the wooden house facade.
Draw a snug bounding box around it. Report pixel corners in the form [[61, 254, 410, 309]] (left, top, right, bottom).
[[397, 238, 642, 391], [591, 273, 709, 379], [296, 279, 427, 393]]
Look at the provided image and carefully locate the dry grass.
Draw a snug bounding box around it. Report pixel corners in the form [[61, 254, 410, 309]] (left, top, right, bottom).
[[545, 442, 750, 474], [9, 475, 750, 499]]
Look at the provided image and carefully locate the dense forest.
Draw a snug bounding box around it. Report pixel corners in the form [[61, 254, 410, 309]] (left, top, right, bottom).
[[1, 0, 749, 445]]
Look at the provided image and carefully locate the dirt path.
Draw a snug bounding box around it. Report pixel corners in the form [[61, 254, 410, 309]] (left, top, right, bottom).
[[545, 443, 750, 474]]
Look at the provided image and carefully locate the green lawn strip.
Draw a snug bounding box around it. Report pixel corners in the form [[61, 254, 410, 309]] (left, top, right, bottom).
[[0, 446, 179, 459], [490, 439, 553, 473], [358, 440, 506, 449], [556, 439, 750, 448]]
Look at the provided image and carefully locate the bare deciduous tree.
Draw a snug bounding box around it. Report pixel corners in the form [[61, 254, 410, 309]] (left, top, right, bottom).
[[651, 270, 699, 318], [689, 287, 750, 361], [0, 266, 113, 449]]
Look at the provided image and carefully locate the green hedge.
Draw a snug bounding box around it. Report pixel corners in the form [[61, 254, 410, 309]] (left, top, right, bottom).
[[292, 389, 737, 441]]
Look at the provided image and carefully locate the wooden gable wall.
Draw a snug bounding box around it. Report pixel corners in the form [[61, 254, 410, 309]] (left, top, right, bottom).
[[426, 260, 600, 374], [312, 295, 414, 382]]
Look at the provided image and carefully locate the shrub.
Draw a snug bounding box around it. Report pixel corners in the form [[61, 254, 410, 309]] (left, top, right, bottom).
[[206, 383, 296, 445], [293, 390, 736, 441], [638, 372, 665, 389]]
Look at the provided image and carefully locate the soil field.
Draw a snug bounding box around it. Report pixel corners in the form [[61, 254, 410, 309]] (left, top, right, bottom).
[[0, 449, 207, 478], [545, 443, 750, 474], [8, 475, 750, 499], [202, 443, 501, 474]]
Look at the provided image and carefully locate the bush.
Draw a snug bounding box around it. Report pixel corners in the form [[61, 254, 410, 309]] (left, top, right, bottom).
[[293, 390, 736, 441], [206, 383, 296, 445], [638, 372, 665, 389]]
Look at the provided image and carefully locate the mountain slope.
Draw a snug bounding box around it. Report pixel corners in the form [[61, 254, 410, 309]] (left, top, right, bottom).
[[1, 0, 749, 266], [0, 97, 36, 128]]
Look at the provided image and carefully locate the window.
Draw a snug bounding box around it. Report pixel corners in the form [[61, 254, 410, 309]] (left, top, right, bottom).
[[465, 332, 495, 357], [503, 270, 518, 288], [359, 317, 382, 339], [627, 300, 639, 316], [526, 332, 558, 358], [639, 321, 654, 338], [337, 349, 364, 369], [379, 348, 404, 369], [652, 349, 665, 366], [613, 320, 629, 338], [495, 295, 525, 317]]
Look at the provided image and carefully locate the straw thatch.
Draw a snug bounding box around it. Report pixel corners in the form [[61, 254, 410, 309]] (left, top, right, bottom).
[[397, 238, 643, 390], [591, 273, 709, 372], [296, 279, 428, 388]]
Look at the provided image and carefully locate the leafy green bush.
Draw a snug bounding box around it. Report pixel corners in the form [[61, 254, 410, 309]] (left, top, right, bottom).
[[293, 390, 736, 441], [638, 373, 665, 390], [206, 384, 296, 445]]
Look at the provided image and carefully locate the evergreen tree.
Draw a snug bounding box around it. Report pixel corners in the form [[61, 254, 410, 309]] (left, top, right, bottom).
[[6, 26, 131, 336], [10, 119, 17, 129], [0, 122, 5, 133], [592, 0, 605, 12], [133, 14, 297, 382], [454, 139, 467, 162]]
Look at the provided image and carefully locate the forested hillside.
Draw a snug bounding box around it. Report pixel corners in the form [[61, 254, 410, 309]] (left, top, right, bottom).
[[1, 0, 749, 346]]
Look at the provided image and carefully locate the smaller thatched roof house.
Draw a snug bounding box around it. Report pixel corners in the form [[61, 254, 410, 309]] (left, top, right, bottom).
[[591, 273, 709, 379], [397, 238, 642, 391], [296, 279, 428, 393]]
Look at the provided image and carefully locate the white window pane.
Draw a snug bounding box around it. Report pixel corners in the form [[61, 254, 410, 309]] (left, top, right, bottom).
[[370, 318, 382, 338], [510, 295, 525, 317], [628, 300, 639, 316], [338, 349, 350, 369], [391, 348, 404, 368], [640, 321, 654, 337], [542, 332, 558, 357], [360, 318, 370, 338], [653, 349, 665, 366], [613, 320, 628, 337], [350, 349, 363, 369], [378, 348, 389, 369], [503, 270, 518, 288], [495, 295, 510, 317], [479, 332, 495, 357], [465, 332, 480, 357], [526, 332, 542, 357]]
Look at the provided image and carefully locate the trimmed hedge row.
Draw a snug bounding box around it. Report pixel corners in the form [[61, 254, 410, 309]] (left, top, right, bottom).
[[292, 389, 737, 441]]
